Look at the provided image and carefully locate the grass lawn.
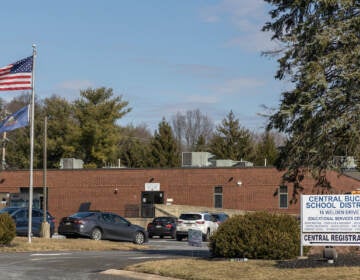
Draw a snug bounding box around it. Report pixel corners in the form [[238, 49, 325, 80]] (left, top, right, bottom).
[[0, 236, 145, 252], [125, 258, 360, 280]]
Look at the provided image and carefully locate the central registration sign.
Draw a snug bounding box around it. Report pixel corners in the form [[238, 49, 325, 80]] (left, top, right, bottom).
[[301, 194, 360, 246]]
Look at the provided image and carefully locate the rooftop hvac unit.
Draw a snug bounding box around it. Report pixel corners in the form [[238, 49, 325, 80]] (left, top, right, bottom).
[[210, 159, 254, 167], [182, 152, 214, 167], [210, 159, 237, 167], [60, 158, 84, 169]]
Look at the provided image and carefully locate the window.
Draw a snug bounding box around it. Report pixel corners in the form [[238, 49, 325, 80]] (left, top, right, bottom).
[[214, 186, 223, 208], [279, 185, 288, 208]]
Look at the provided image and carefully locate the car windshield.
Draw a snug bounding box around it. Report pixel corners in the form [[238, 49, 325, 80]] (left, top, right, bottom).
[[70, 212, 96, 219], [0, 207, 21, 215], [212, 213, 228, 222], [179, 214, 202, 220], [154, 217, 173, 223]]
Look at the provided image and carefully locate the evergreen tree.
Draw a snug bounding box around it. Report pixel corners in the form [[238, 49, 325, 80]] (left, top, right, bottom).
[[42, 95, 80, 168], [194, 134, 208, 152], [209, 111, 254, 161], [118, 124, 152, 168], [263, 1, 360, 197], [74, 87, 131, 167], [150, 118, 180, 167], [253, 131, 278, 166], [3, 94, 38, 169]]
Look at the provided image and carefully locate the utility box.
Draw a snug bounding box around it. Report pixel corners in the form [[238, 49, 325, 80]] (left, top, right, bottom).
[[182, 152, 214, 167], [60, 158, 84, 169]]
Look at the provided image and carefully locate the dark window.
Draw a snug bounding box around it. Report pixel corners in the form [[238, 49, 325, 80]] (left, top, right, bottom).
[[214, 186, 223, 193], [279, 185, 288, 208], [214, 186, 223, 208], [179, 214, 201, 220]]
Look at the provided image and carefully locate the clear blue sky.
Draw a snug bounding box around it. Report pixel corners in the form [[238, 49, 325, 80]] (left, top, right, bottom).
[[0, 0, 285, 133]]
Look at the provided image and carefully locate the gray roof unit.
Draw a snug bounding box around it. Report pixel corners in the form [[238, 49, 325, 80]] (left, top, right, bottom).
[[59, 158, 84, 169], [182, 152, 214, 167]]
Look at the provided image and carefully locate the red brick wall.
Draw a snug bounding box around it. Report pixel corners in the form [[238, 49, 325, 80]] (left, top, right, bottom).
[[0, 167, 359, 225]]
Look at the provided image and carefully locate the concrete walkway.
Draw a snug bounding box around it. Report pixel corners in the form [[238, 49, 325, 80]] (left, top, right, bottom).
[[101, 269, 180, 280]]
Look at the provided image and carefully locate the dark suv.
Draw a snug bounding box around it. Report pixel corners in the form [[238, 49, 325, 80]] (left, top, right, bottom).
[[0, 207, 55, 236]]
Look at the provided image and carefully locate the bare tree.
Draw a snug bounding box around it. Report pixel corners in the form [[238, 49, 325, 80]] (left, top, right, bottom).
[[171, 109, 213, 152]]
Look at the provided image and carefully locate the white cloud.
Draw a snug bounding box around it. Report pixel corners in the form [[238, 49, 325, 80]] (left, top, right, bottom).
[[173, 63, 224, 78], [201, 0, 265, 26], [186, 94, 219, 104], [224, 32, 279, 53], [200, 0, 276, 53], [213, 77, 264, 95], [57, 80, 93, 91]]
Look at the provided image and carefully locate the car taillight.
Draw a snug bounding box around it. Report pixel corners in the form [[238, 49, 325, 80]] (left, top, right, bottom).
[[196, 221, 205, 224], [73, 219, 85, 225], [165, 224, 172, 229], [147, 223, 152, 229]]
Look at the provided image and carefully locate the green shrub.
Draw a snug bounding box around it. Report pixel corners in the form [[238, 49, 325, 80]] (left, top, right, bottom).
[[0, 213, 16, 245], [209, 212, 303, 260]]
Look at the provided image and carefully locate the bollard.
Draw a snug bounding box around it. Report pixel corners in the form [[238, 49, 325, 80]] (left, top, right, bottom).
[[323, 246, 338, 261]]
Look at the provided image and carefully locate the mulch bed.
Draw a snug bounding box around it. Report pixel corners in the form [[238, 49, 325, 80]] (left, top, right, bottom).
[[277, 247, 360, 268]]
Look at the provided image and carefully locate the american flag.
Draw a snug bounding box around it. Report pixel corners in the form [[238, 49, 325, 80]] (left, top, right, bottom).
[[0, 56, 33, 91]]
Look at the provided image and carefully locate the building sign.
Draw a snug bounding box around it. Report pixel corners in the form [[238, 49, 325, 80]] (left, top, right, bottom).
[[301, 194, 360, 246], [144, 183, 160, 191]]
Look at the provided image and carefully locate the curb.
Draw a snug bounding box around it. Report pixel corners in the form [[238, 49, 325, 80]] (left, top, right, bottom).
[[101, 269, 180, 280]]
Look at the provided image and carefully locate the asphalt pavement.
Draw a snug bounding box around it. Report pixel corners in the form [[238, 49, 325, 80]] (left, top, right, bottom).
[[0, 238, 211, 280]]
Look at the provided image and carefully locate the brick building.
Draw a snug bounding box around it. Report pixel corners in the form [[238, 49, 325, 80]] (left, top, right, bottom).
[[0, 167, 359, 225]]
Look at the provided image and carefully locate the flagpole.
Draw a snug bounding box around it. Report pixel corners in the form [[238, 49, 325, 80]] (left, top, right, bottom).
[[2, 132, 6, 170], [28, 44, 37, 243]]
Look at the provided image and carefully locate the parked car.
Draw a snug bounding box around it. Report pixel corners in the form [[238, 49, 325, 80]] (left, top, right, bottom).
[[176, 212, 218, 241], [58, 211, 148, 244], [211, 212, 229, 225], [147, 216, 177, 239], [0, 207, 55, 237]]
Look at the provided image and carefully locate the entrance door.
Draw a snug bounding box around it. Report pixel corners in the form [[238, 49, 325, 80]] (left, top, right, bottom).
[[141, 191, 164, 218]]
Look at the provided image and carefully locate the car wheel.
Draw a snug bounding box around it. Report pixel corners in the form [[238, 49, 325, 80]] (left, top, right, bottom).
[[134, 231, 145, 245], [160, 235, 164, 239], [176, 235, 182, 241], [90, 228, 102, 240]]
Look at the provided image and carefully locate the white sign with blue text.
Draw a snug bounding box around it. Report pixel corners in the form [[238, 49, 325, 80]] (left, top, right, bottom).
[[301, 194, 360, 246]]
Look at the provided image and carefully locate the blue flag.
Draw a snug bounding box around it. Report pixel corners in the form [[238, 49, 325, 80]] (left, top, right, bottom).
[[0, 105, 29, 133]]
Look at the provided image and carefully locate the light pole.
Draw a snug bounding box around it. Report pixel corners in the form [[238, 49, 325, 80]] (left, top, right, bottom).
[[40, 116, 50, 238]]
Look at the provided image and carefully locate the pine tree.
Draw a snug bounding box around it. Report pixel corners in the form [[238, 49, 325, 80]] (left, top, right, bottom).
[[254, 131, 278, 166], [209, 111, 254, 161], [150, 118, 180, 167], [74, 87, 131, 167], [263, 1, 360, 198]]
